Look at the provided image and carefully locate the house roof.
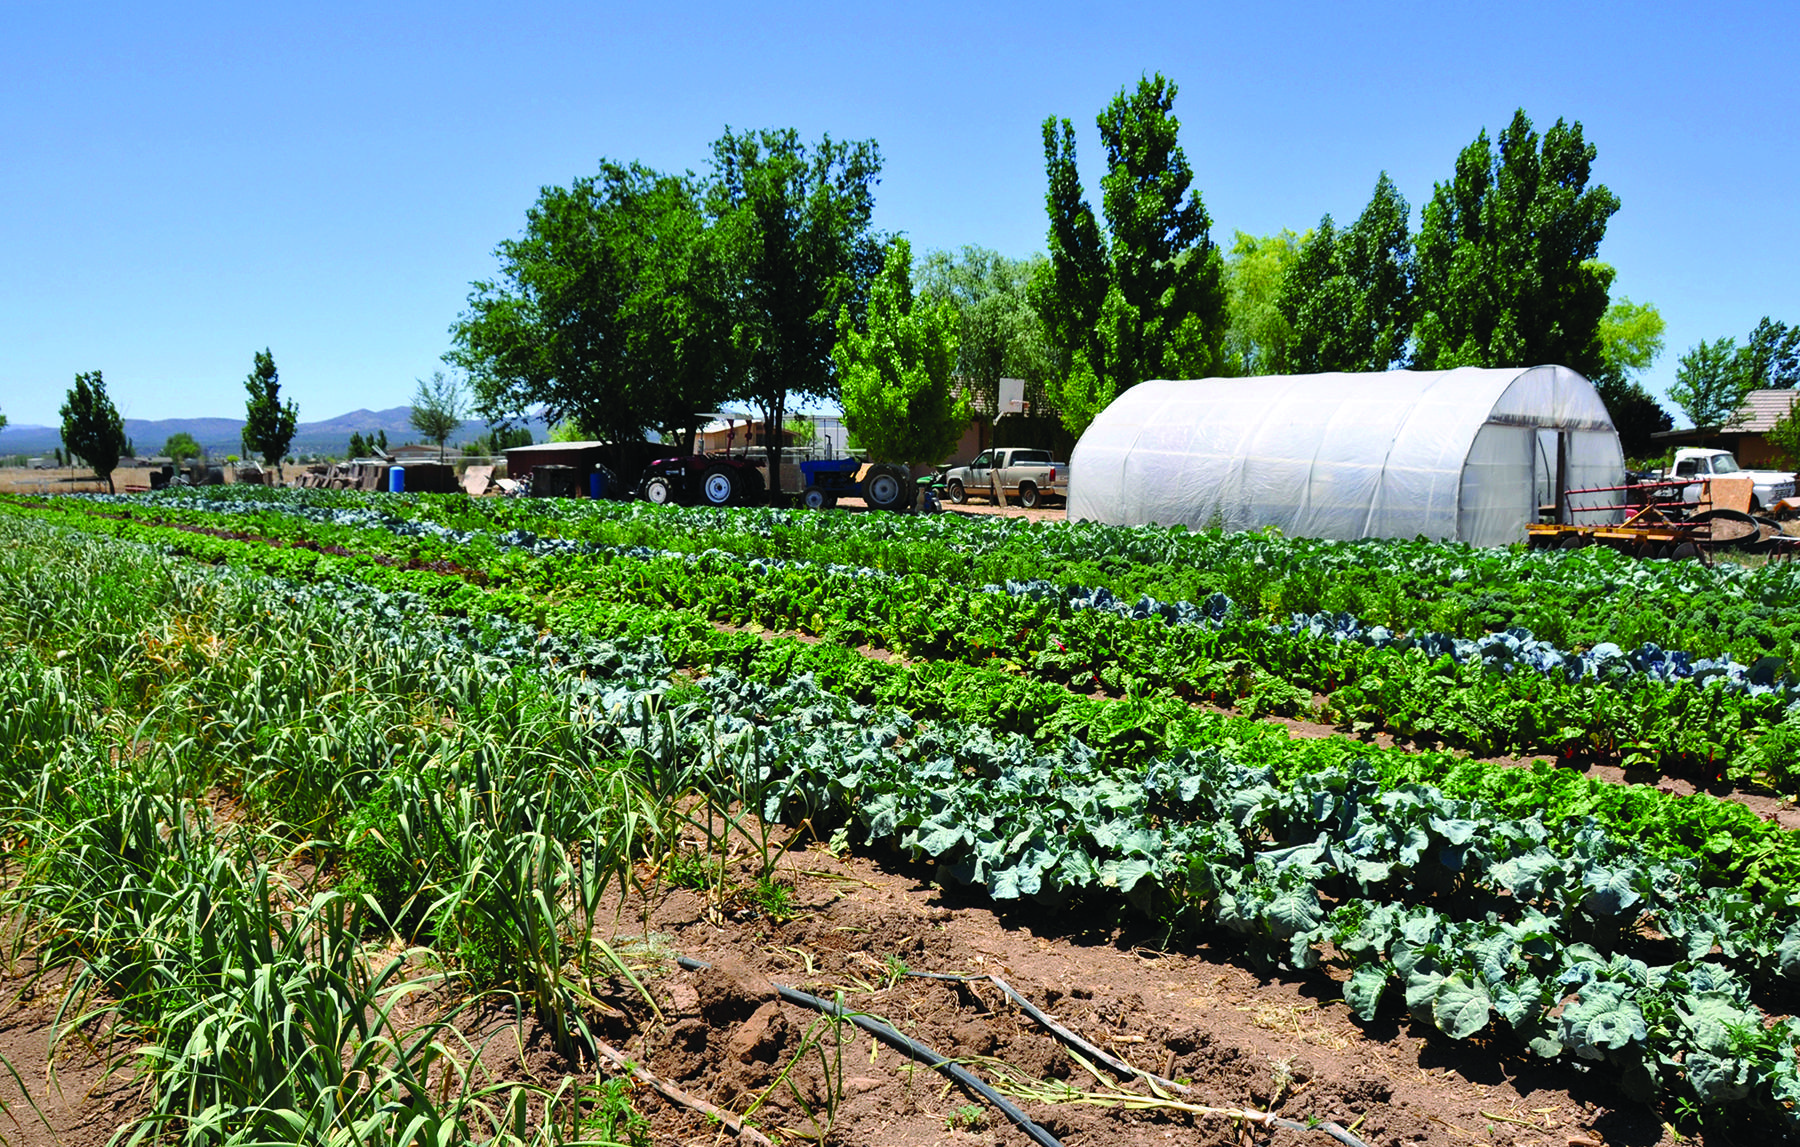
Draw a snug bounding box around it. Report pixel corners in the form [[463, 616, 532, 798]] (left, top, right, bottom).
[[503, 440, 609, 454], [1733, 389, 1800, 433], [1653, 389, 1800, 439]]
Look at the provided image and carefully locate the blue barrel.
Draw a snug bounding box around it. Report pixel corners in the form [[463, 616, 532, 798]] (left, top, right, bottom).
[[388, 466, 405, 494], [590, 471, 606, 500]]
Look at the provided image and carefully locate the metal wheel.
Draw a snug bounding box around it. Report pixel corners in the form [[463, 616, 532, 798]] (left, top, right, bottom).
[[801, 484, 831, 510], [642, 475, 675, 505], [701, 466, 739, 507], [947, 479, 966, 504], [1018, 481, 1040, 509]]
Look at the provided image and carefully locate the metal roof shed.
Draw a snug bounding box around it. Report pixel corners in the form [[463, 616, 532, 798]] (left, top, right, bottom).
[[1066, 366, 1624, 547]]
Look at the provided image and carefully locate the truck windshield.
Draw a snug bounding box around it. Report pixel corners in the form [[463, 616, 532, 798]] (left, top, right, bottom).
[[1712, 455, 1743, 474]]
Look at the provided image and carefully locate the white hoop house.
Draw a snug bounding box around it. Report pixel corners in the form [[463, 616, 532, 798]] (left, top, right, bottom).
[[1066, 366, 1624, 547]]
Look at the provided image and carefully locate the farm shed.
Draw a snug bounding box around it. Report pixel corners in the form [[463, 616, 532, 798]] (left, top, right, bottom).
[[1066, 365, 1624, 547]]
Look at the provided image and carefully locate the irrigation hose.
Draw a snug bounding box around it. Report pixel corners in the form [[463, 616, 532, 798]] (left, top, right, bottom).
[[676, 955, 1065, 1147], [907, 969, 1374, 1147]]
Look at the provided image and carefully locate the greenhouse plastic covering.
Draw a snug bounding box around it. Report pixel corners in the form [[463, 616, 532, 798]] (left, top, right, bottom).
[[1066, 366, 1624, 547]]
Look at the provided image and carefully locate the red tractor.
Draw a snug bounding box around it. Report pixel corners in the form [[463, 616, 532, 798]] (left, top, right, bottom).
[[636, 453, 767, 507]]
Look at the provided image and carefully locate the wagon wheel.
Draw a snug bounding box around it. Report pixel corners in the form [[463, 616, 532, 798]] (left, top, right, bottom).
[[1688, 509, 1758, 549]]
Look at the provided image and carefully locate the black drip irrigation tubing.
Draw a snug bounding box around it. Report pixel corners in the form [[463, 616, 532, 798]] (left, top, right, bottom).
[[676, 955, 1064, 1147], [677, 955, 1373, 1147], [908, 969, 1374, 1147]]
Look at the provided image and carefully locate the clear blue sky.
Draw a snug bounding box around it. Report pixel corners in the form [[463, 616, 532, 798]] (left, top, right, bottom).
[[4, 0, 1795, 428]]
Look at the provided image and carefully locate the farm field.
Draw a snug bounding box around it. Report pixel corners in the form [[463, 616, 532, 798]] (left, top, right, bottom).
[[4, 491, 1800, 1145]]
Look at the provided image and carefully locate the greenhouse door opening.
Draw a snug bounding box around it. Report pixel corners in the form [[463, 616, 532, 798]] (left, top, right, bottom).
[[1535, 429, 1570, 524]]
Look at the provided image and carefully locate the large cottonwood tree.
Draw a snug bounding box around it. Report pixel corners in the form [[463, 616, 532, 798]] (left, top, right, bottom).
[[449, 162, 729, 451], [706, 127, 883, 492]]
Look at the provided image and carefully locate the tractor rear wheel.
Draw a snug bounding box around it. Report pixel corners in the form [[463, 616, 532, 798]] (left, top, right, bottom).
[[701, 466, 740, 507], [865, 464, 914, 512]]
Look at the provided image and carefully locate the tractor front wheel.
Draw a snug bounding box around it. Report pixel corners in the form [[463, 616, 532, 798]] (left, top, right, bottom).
[[642, 475, 676, 504]]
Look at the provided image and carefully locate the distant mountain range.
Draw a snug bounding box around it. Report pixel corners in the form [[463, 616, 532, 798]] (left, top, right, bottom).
[[0, 408, 550, 460]]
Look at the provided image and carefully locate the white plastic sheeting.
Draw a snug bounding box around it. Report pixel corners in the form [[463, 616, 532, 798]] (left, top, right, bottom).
[[1066, 366, 1624, 547]]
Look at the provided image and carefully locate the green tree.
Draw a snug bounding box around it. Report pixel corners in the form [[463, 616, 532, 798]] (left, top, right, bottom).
[[409, 370, 466, 461], [916, 246, 1057, 417], [449, 162, 729, 455], [1741, 318, 1800, 389], [707, 127, 883, 491], [1412, 110, 1618, 376], [0, 406, 7, 433], [1039, 73, 1227, 435], [348, 431, 370, 459], [462, 424, 533, 457], [1765, 396, 1800, 471], [241, 348, 298, 477], [1279, 173, 1415, 373], [59, 370, 128, 493], [1589, 290, 1672, 457], [833, 238, 968, 466], [1669, 336, 1752, 434], [1221, 230, 1304, 376], [162, 431, 202, 464]]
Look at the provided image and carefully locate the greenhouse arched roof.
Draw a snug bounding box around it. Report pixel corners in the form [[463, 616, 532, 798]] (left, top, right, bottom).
[[1065, 365, 1623, 547]]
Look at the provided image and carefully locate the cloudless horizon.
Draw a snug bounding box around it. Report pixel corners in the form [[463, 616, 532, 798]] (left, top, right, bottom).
[[4, 0, 1795, 429]]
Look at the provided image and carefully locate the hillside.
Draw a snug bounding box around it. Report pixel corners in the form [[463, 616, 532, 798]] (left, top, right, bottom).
[[0, 408, 549, 460]]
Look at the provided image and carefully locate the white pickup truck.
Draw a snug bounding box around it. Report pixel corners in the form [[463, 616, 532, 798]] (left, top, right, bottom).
[[1662, 447, 1796, 511], [942, 448, 1070, 508]]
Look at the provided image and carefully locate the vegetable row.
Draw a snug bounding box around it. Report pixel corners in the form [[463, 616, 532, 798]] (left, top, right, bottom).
[[14, 494, 1800, 788], [61, 484, 1800, 665]]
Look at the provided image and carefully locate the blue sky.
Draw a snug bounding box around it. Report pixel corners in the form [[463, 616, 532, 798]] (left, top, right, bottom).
[[4, 0, 1795, 428]]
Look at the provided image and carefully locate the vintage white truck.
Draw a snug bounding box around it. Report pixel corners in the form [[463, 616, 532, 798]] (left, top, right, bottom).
[[942, 447, 1070, 508], [1661, 447, 1796, 511]]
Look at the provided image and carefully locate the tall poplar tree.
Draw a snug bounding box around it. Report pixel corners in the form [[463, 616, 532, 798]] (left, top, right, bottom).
[[1278, 173, 1415, 374], [1039, 73, 1226, 435], [1412, 110, 1618, 376]]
